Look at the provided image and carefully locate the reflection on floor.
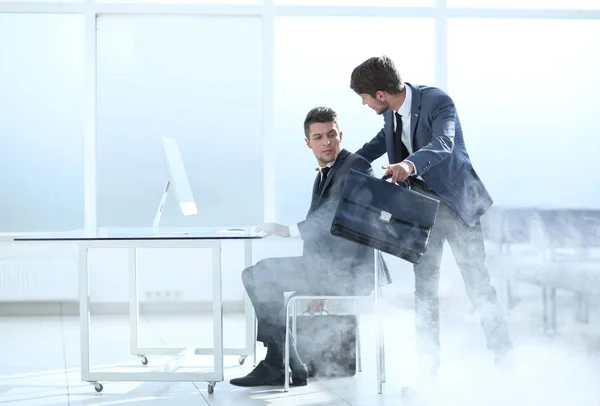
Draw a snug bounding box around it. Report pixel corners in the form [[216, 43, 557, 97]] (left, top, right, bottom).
[[1, 292, 600, 406]]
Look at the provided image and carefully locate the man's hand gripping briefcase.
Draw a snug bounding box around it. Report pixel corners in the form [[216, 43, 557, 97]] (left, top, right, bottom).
[[331, 169, 440, 264]]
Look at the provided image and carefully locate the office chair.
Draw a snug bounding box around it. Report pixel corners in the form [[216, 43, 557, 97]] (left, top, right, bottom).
[[283, 250, 386, 394]]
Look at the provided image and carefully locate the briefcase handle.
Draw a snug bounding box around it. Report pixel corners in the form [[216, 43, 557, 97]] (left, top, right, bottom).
[[301, 308, 331, 316], [381, 174, 411, 189]]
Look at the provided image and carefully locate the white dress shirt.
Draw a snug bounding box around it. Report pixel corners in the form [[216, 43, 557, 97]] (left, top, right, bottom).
[[394, 84, 413, 154], [289, 160, 335, 238], [393, 85, 418, 176]]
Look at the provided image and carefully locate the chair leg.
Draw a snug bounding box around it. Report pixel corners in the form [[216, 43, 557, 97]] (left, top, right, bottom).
[[542, 286, 557, 336], [379, 286, 385, 383], [575, 293, 589, 324], [550, 288, 557, 332], [284, 298, 293, 393], [374, 251, 382, 394], [504, 278, 513, 314], [375, 306, 382, 394], [292, 299, 298, 339], [354, 300, 362, 373], [253, 316, 258, 367]]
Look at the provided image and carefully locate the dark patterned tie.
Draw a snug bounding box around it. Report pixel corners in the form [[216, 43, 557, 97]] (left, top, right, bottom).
[[394, 111, 408, 163], [319, 166, 331, 192]]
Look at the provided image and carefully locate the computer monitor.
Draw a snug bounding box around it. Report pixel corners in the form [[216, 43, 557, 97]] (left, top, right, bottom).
[[152, 136, 198, 233]]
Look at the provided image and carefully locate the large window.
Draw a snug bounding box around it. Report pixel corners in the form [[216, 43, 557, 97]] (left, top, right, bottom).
[[0, 0, 82, 2], [96, 15, 263, 227], [448, 18, 600, 208], [97, 0, 261, 3], [448, 0, 600, 9], [1, 2, 599, 234], [0, 14, 84, 233], [274, 17, 435, 224], [275, 0, 432, 6]]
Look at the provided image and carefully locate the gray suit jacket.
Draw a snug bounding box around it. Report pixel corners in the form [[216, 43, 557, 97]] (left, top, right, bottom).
[[356, 83, 493, 227]]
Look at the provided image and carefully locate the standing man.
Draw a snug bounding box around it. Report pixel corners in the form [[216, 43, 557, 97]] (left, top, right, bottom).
[[350, 56, 512, 389]]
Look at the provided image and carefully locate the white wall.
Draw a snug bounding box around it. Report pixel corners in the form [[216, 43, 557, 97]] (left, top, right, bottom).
[[0, 238, 302, 303], [0, 236, 478, 305]]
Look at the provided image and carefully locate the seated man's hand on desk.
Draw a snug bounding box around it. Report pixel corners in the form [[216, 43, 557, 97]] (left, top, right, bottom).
[[256, 223, 291, 238]]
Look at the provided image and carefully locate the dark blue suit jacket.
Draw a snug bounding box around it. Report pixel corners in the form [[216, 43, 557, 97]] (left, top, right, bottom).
[[356, 83, 493, 227], [297, 148, 392, 293]]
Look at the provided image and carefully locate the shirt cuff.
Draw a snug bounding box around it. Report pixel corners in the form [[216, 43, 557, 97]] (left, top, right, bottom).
[[289, 223, 300, 238], [404, 160, 417, 176]]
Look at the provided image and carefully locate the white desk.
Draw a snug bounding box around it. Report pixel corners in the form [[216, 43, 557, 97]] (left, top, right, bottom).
[[14, 227, 263, 394]]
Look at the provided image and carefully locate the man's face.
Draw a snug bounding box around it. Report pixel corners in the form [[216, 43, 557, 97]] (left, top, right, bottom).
[[359, 91, 389, 115], [305, 121, 343, 166]]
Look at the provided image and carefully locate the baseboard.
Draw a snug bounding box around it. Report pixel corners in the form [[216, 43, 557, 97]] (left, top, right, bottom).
[[0, 300, 246, 316]]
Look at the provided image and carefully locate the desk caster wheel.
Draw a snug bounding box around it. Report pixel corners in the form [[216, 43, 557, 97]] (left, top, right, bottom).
[[140, 356, 148, 365], [208, 382, 215, 394], [238, 356, 247, 365], [94, 383, 103, 393]]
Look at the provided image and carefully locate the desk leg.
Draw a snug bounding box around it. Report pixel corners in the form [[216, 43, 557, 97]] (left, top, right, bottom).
[[79, 245, 91, 382], [128, 248, 146, 365], [212, 241, 224, 385], [243, 239, 257, 366]]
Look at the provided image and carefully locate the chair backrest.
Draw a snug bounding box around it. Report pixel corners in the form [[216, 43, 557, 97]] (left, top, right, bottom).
[[481, 207, 542, 246], [536, 209, 600, 258]]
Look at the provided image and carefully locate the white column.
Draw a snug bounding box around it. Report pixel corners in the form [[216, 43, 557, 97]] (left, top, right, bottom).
[[435, 0, 448, 92], [262, 0, 276, 222], [84, 0, 98, 237]]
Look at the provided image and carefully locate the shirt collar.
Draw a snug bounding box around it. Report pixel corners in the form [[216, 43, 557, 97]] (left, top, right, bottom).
[[396, 84, 412, 118], [320, 160, 335, 170]]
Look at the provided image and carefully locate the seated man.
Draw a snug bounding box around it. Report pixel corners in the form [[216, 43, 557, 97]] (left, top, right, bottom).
[[230, 106, 390, 388]]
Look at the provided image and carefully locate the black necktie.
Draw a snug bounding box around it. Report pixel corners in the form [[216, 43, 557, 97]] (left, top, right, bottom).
[[319, 166, 331, 192], [394, 112, 408, 163]]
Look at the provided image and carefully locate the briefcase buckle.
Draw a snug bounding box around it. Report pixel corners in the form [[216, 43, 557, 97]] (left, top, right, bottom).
[[379, 211, 392, 223]]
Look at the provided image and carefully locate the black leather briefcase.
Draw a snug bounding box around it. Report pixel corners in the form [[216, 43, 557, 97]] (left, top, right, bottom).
[[331, 169, 440, 264], [294, 312, 357, 378]]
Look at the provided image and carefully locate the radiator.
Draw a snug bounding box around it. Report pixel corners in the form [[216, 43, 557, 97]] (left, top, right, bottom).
[[0, 260, 77, 301]]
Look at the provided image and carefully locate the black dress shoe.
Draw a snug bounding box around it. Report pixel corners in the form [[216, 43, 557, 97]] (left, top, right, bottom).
[[289, 362, 308, 386], [230, 361, 284, 387]]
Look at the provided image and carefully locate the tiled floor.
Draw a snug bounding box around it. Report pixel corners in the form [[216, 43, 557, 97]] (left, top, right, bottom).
[[2, 294, 600, 405]]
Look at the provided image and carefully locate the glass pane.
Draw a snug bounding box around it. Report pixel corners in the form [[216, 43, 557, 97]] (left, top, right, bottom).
[[448, 18, 600, 208], [0, 0, 81, 2], [449, 0, 600, 9], [97, 0, 260, 3], [0, 14, 84, 233], [274, 17, 435, 224], [97, 15, 263, 228], [275, 0, 432, 6]]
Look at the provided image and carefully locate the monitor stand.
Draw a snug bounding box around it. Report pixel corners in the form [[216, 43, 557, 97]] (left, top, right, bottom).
[[152, 180, 190, 235]]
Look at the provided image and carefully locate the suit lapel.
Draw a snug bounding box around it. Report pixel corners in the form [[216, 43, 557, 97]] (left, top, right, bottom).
[[408, 83, 421, 151], [307, 171, 321, 215], [316, 149, 350, 205]]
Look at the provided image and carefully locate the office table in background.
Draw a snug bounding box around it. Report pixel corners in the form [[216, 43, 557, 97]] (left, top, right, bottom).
[[14, 227, 264, 394]]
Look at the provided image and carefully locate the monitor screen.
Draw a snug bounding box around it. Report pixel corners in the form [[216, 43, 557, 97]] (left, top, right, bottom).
[[160, 137, 198, 216]]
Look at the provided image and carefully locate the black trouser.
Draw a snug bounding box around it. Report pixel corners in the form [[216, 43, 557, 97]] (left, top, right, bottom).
[[242, 256, 350, 346], [412, 185, 511, 357]]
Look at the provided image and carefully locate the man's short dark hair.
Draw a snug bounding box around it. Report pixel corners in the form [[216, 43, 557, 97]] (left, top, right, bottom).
[[304, 107, 338, 138], [350, 56, 405, 97]]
